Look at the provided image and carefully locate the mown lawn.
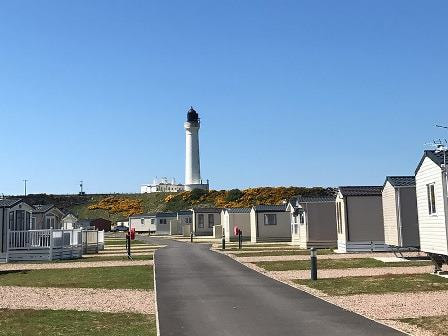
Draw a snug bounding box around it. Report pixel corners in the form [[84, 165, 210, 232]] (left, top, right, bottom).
[[76, 254, 153, 262], [0, 266, 153, 290], [0, 309, 156, 336], [232, 249, 333, 257], [295, 273, 448, 295], [254, 258, 432, 271], [104, 240, 149, 246], [400, 315, 448, 336]]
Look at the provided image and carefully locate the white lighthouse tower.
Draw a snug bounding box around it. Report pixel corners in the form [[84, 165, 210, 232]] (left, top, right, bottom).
[[184, 107, 209, 191]]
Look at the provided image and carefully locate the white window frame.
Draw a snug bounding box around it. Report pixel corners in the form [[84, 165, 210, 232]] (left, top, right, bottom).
[[427, 183, 437, 215]]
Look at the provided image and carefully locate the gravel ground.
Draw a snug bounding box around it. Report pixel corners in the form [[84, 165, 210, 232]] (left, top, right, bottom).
[[0, 286, 154, 314], [232, 252, 416, 262], [328, 291, 448, 319], [0, 260, 153, 271], [265, 265, 435, 280], [385, 320, 437, 336]]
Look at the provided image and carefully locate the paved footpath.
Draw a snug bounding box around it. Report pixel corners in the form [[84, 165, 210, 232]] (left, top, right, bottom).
[[140, 237, 405, 336]]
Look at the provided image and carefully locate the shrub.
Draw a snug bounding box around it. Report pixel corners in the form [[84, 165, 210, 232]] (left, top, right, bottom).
[[225, 189, 243, 202]]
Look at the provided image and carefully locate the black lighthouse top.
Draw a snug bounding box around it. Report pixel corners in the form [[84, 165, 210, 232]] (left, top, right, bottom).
[[187, 107, 199, 122]]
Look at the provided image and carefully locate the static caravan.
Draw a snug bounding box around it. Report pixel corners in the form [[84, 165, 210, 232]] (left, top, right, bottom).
[[250, 205, 290, 243], [415, 150, 448, 270], [287, 196, 337, 249], [0, 199, 34, 262], [191, 208, 222, 236], [129, 213, 157, 233], [32, 205, 64, 229], [336, 186, 389, 252], [221, 208, 251, 242], [1, 199, 82, 262], [154, 212, 177, 235], [62, 213, 79, 230], [382, 176, 419, 249], [171, 210, 192, 235]]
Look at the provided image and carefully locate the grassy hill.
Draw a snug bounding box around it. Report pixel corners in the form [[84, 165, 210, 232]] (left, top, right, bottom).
[[14, 186, 335, 223]]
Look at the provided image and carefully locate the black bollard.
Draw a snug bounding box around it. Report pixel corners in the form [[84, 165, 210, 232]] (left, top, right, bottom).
[[310, 247, 317, 280], [238, 230, 242, 250], [127, 233, 132, 260], [190, 232, 193, 243], [222, 236, 226, 250]]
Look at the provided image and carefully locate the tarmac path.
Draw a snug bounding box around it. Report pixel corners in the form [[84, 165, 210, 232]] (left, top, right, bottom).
[[140, 236, 405, 336]]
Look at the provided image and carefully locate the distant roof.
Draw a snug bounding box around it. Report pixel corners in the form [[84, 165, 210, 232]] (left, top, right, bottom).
[[252, 204, 287, 212], [338, 186, 383, 197], [32, 204, 55, 213], [293, 196, 336, 204], [384, 176, 416, 188], [0, 199, 22, 207], [155, 212, 177, 218], [177, 210, 192, 215], [129, 213, 157, 218], [192, 207, 222, 213], [226, 208, 251, 214], [415, 150, 446, 174]]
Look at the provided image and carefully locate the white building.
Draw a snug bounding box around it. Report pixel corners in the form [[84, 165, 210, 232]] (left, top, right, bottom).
[[141, 177, 185, 194], [336, 186, 389, 252], [415, 150, 448, 271], [184, 107, 209, 191], [221, 208, 251, 242], [250, 205, 290, 243]]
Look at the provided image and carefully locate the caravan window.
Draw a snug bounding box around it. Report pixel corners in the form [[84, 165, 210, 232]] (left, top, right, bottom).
[[208, 214, 214, 228], [198, 214, 204, 228], [264, 214, 277, 225], [9, 212, 15, 230], [427, 183, 437, 215], [336, 202, 343, 234]]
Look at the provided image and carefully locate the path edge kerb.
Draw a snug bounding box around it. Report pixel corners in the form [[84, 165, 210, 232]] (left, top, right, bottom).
[[211, 248, 412, 336], [153, 248, 160, 336]]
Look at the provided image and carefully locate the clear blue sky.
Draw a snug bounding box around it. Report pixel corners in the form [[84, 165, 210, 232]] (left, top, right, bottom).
[[0, 1, 447, 195]]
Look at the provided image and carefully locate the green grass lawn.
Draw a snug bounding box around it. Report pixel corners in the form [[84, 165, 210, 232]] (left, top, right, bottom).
[[232, 249, 333, 257], [0, 266, 153, 290], [0, 309, 156, 336], [11, 254, 154, 264], [400, 315, 448, 336], [254, 258, 432, 271], [104, 240, 149, 246], [295, 273, 448, 295]]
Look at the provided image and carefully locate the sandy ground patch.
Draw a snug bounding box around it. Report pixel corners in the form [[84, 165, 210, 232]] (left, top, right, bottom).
[[0, 260, 153, 271], [231, 252, 419, 262], [0, 286, 154, 314], [328, 291, 448, 320], [384, 320, 437, 336], [265, 265, 435, 280]]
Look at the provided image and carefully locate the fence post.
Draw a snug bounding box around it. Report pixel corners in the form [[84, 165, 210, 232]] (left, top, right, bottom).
[[6, 230, 9, 262], [49, 228, 54, 261], [310, 247, 318, 281]]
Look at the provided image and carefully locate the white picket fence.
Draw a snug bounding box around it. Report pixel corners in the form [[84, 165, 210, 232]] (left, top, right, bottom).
[[81, 230, 105, 254], [7, 229, 83, 261]]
